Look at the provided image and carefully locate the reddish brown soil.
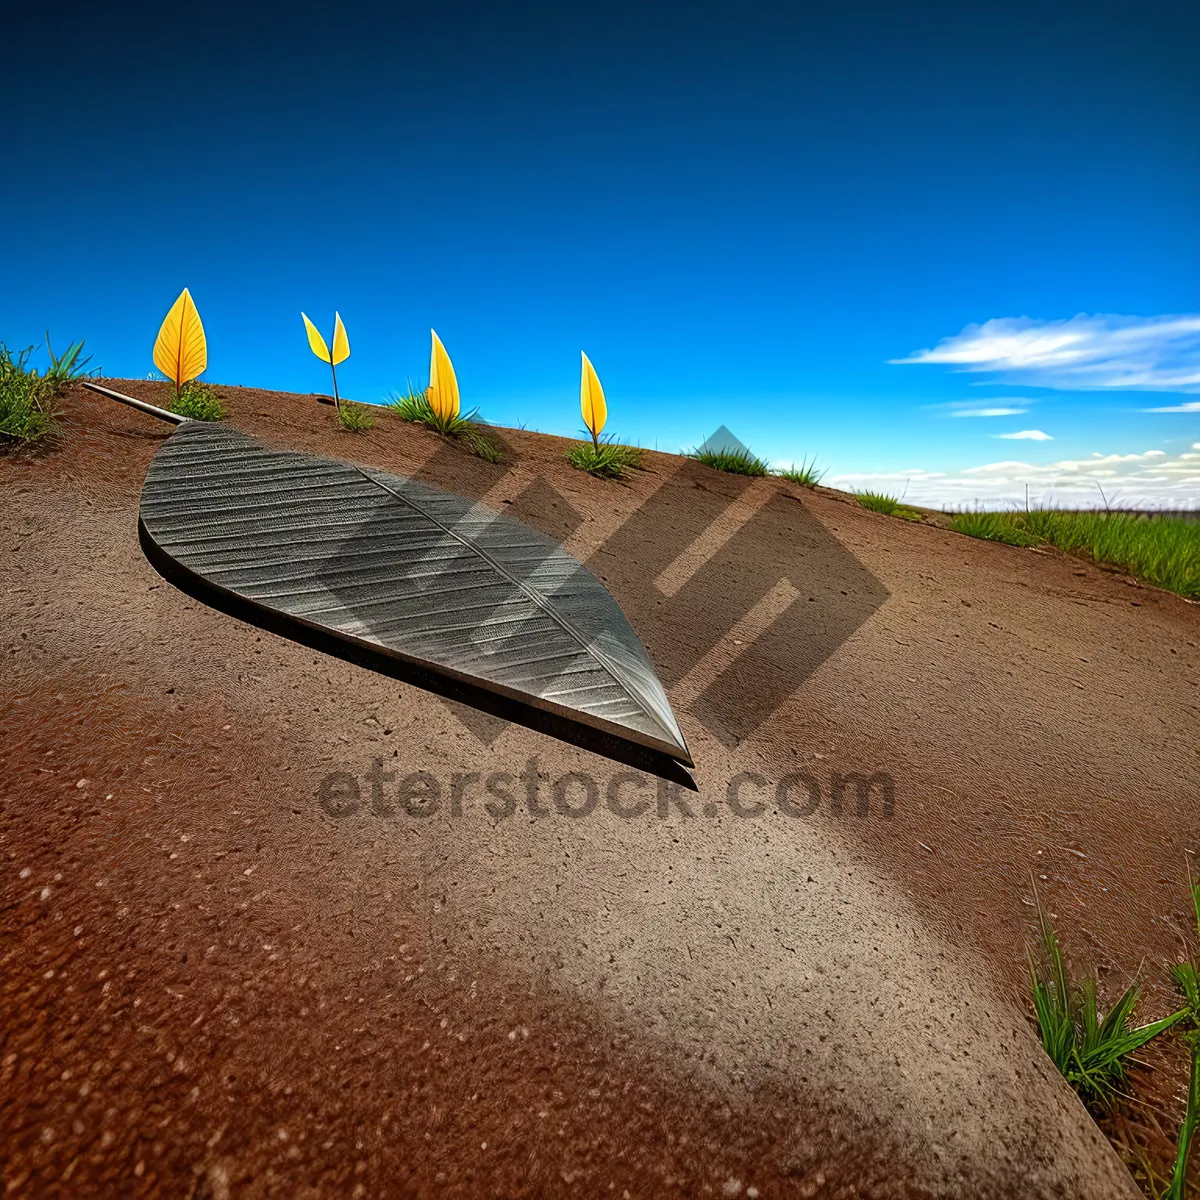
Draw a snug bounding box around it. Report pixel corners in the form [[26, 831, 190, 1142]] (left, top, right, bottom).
[[3, 380, 1198, 1197]]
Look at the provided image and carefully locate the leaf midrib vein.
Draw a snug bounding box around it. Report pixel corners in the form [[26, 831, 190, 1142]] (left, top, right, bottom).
[[353, 465, 648, 720]]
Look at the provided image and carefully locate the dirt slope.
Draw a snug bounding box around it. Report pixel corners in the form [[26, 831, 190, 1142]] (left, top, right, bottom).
[[4, 380, 1197, 1197]]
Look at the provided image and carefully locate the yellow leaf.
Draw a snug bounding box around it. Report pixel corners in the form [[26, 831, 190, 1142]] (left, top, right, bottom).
[[301, 312, 331, 364], [428, 329, 460, 421], [153, 288, 207, 389], [331, 312, 350, 366], [580, 351, 607, 442]]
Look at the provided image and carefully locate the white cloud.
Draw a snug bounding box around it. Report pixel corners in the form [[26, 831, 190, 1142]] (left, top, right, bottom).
[[994, 430, 1053, 441], [830, 445, 1200, 509], [951, 407, 1027, 418], [1144, 400, 1200, 412], [893, 313, 1200, 392], [924, 398, 1034, 417]]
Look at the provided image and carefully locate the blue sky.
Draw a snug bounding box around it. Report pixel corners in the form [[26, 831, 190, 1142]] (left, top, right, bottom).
[[4, 0, 1198, 507]]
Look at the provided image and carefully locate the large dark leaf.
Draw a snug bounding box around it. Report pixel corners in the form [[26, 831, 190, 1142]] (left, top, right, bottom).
[[136, 419, 693, 780]]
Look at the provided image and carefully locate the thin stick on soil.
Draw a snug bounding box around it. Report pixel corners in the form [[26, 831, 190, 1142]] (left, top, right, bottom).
[[82, 381, 187, 424]]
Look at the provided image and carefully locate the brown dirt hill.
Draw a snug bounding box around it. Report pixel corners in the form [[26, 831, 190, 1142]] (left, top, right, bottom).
[[3, 379, 1197, 1197]]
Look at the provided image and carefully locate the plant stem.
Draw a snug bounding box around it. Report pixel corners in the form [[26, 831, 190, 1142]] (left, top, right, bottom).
[[1167, 1042, 1200, 1200], [330, 360, 341, 415]]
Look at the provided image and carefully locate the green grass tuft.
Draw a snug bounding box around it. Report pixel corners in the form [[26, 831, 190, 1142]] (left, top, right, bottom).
[[1, 336, 97, 446], [947, 508, 1200, 599], [949, 511, 1041, 547], [42, 333, 96, 388], [565, 440, 646, 480], [388, 387, 440, 425], [0, 348, 58, 445], [1165, 865, 1200, 1199], [336, 400, 376, 432], [1025, 867, 1200, 1194], [170, 381, 228, 422], [855, 490, 922, 520], [1029, 896, 1185, 1113], [453, 424, 504, 463], [388, 385, 503, 462], [691, 446, 770, 476], [775, 456, 826, 488], [1025, 510, 1199, 600]]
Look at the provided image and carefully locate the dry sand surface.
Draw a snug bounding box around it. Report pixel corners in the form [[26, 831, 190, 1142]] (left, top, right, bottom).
[[3, 381, 1198, 1197]]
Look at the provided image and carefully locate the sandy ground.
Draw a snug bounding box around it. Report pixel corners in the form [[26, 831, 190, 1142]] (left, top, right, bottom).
[[3, 380, 1198, 1197]]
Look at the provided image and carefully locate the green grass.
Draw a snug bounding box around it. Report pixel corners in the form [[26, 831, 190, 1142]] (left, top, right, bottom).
[[775, 456, 826, 488], [1, 336, 96, 447], [42, 334, 95, 388], [854, 490, 923, 520], [949, 511, 1041, 547], [1165, 867, 1200, 1200], [0, 348, 58, 445], [1029, 898, 1185, 1112], [388, 386, 444, 425], [1027, 869, 1200, 1197], [335, 400, 375, 432], [691, 446, 770, 476], [948, 509, 1200, 600], [387, 386, 503, 462], [169, 380, 228, 422], [565, 439, 646, 479]]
